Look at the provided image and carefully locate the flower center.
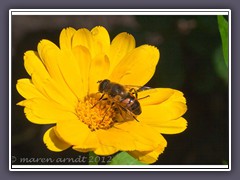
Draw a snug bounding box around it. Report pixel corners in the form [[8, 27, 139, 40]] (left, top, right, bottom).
[[76, 96, 116, 131]]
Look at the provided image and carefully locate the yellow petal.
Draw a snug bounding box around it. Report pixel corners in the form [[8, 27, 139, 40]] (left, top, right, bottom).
[[72, 45, 91, 96], [18, 105, 56, 124], [96, 125, 137, 151], [17, 98, 78, 124], [37, 40, 81, 101], [139, 89, 187, 124], [94, 145, 118, 156], [89, 54, 110, 94], [108, 32, 135, 73], [74, 144, 118, 156], [138, 88, 175, 106], [24, 50, 50, 94], [154, 117, 188, 134], [27, 40, 77, 102], [57, 50, 85, 99], [23, 50, 49, 78], [110, 45, 160, 86], [72, 28, 96, 58], [37, 39, 63, 81], [59, 27, 76, 50], [55, 119, 92, 146], [96, 121, 165, 152], [43, 127, 71, 152], [124, 122, 167, 151], [72, 132, 118, 155], [31, 73, 77, 111], [91, 26, 110, 55], [128, 144, 166, 164], [37, 40, 79, 99], [72, 131, 99, 150], [16, 78, 45, 99]]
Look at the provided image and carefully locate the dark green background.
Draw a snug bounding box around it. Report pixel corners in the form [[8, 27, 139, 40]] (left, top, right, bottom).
[[11, 15, 229, 165]]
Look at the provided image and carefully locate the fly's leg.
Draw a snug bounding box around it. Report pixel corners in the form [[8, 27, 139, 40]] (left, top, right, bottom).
[[138, 95, 150, 100], [91, 93, 108, 108], [129, 88, 150, 100], [100, 102, 115, 122]]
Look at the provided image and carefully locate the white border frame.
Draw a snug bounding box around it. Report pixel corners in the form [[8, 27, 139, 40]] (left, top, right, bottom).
[[9, 9, 231, 171]]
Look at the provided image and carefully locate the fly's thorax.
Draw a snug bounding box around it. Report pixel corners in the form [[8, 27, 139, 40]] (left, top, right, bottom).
[[108, 83, 126, 97]]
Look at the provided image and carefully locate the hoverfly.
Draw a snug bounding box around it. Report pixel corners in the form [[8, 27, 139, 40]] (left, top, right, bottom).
[[94, 79, 150, 122]]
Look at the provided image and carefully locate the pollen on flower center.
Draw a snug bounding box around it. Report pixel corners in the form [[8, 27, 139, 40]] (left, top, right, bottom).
[[76, 96, 116, 131]]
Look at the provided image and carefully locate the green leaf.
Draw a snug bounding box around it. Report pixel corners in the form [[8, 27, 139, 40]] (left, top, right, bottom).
[[222, 160, 228, 165], [213, 46, 228, 85], [109, 152, 147, 165], [89, 151, 99, 165], [217, 15, 229, 67]]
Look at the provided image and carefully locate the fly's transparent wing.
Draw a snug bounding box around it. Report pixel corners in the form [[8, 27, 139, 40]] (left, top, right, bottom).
[[136, 86, 152, 92], [124, 85, 152, 92], [123, 85, 151, 101]]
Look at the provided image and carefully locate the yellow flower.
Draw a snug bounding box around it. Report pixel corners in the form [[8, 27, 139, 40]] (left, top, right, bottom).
[[16, 26, 187, 164]]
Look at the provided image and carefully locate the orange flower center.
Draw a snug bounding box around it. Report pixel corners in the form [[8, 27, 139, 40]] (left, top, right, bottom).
[[76, 96, 116, 131]]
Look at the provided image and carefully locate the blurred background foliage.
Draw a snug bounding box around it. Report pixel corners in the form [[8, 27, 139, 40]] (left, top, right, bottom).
[[11, 15, 229, 165]]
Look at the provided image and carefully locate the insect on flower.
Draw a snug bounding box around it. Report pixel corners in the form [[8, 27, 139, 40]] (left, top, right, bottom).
[[16, 26, 187, 164], [93, 79, 150, 122]]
